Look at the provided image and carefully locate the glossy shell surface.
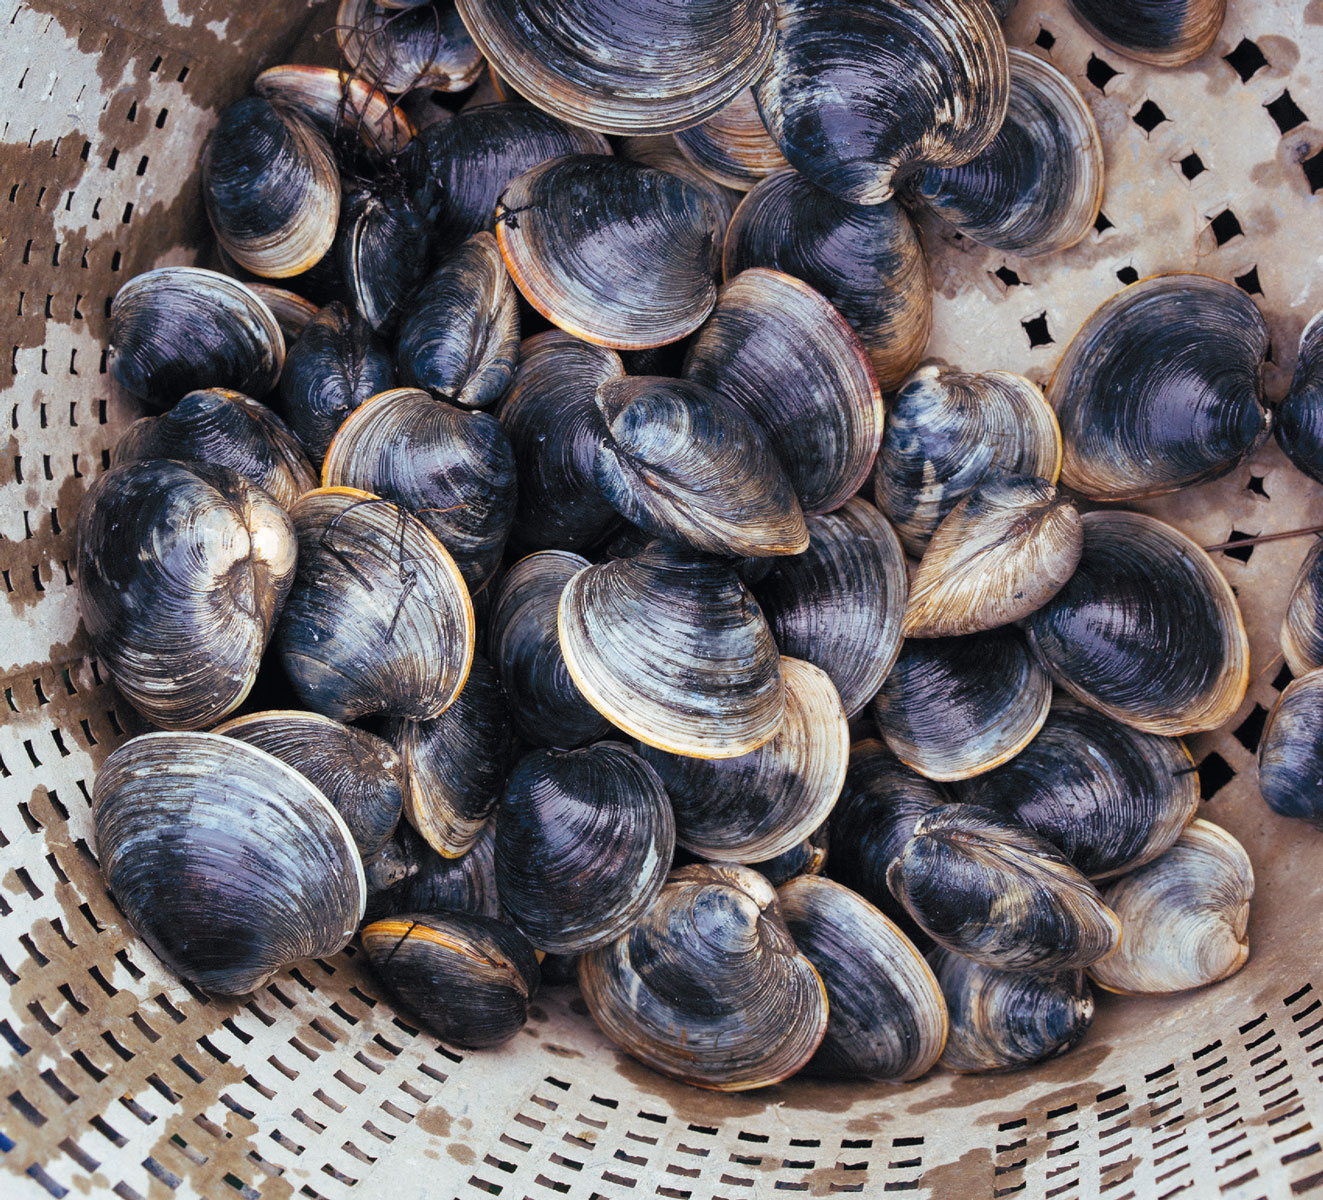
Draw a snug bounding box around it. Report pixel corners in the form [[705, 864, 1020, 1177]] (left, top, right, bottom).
[[675, 88, 788, 191], [337, 0, 483, 93], [1065, 0, 1226, 67], [1259, 668, 1323, 827], [1279, 310, 1323, 486], [1282, 539, 1323, 677]]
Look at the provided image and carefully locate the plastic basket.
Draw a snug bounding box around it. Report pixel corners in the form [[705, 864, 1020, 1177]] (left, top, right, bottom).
[[5, 0, 1323, 1195]]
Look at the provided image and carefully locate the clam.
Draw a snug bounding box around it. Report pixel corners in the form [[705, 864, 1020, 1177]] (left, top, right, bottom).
[[77, 460, 295, 730], [578, 863, 828, 1090], [752, 0, 1009, 205], [494, 155, 721, 350], [494, 744, 675, 953], [912, 49, 1103, 257], [491, 551, 610, 748], [395, 233, 520, 408], [253, 65, 415, 160], [453, 0, 775, 136], [94, 732, 364, 995], [1090, 820, 1252, 994], [417, 102, 611, 256], [1279, 310, 1323, 485], [1023, 511, 1249, 737], [247, 284, 320, 341], [559, 542, 784, 759], [1065, 0, 1225, 67], [202, 97, 340, 279], [956, 701, 1199, 880], [888, 804, 1121, 972], [322, 387, 516, 590], [617, 135, 738, 243], [930, 950, 1094, 1074], [751, 499, 907, 719], [1049, 275, 1270, 501], [675, 88, 788, 192], [110, 267, 285, 412], [594, 375, 808, 558], [751, 824, 829, 886], [684, 268, 882, 514], [902, 475, 1083, 639], [723, 169, 931, 392], [215, 710, 403, 859], [873, 365, 1061, 557], [1283, 541, 1323, 677], [275, 488, 474, 723], [365, 821, 500, 921], [361, 912, 539, 1048], [873, 628, 1052, 781], [1259, 668, 1323, 826], [496, 332, 622, 552], [337, 184, 430, 332], [113, 388, 316, 511], [337, 0, 483, 93], [780, 875, 946, 1082], [637, 658, 848, 864]]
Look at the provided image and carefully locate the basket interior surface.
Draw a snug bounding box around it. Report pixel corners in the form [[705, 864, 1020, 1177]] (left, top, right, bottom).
[[4, 0, 1323, 1196]]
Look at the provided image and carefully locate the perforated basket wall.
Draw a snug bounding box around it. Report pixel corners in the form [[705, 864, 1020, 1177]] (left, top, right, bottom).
[[4, 0, 1323, 1196]]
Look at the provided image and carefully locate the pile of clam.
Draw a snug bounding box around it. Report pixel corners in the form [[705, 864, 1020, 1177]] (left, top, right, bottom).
[[83, 0, 1323, 1092]]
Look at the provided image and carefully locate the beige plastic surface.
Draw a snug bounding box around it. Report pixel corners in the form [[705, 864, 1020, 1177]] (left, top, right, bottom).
[[3, 0, 1323, 1196]]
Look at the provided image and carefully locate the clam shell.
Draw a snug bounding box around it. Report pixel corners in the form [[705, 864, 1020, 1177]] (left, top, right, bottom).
[[595, 375, 808, 558], [453, 0, 776, 136], [873, 627, 1052, 782], [750, 825, 829, 886], [491, 551, 610, 748], [617, 136, 738, 243], [1050, 274, 1270, 501], [1089, 820, 1252, 995], [361, 912, 539, 1048], [780, 875, 947, 1082], [578, 863, 828, 1091], [1023, 511, 1249, 737], [495, 155, 721, 350], [337, 0, 483, 93], [1065, 0, 1225, 67], [110, 267, 285, 412], [113, 388, 316, 511], [752, 498, 907, 719], [1278, 310, 1323, 486], [930, 950, 1094, 1075], [338, 185, 430, 333], [322, 387, 516, 590], [77, 460, 296, 730], [685, 268, 882, 514], [637, 657, 848, 864], [495, 744, 675, 953], [254, 65, 415, 159], [94, 732, 365, 995], [275, 487, 474, 723], [215, 710, 403, 860], [902, 475, 1083, 639], [723, 169, 931, 391], [913, 49, 1103, 257], [559, 542, 785, 759], [888, 804, 1122, 972], [365, 821, 500, 922], [955, 700, 1199, 880], [752, 0, 1009, 205], [675, 88, 788, 192], [247, 284, 319, 341], [1259, 668, 1323, 826], [873, 365, 1061, 557], [1282, 539, 1323, 677], [496, 332, 622, 552]]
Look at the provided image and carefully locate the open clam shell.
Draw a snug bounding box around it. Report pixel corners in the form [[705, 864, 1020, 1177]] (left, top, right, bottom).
[[559, 542, 784, 759], [780, 875, 947, 1082], [94, 732, 365, 995], [930, 950, 1095, 1075], [1279, 310, 1323, 486], [453, 0, 775, 136], [578, 863, 828, 1091], [110, 268, 285, 412], [1065, 0, 1225, 67], [1050, 274, 1270, 500], [873, 365, 1061, 557], [338, 0, 483, 93], [495, 155, 721, 350], [956, 700, 1199, 880], [275, 487, 474, 723], [752, 499, 907, 719], [1259, 668, 1323, 827], [752, 0, 1009, 205], [1090, 820, 1252, 995], [685, 268, 882, 514], [77, 460, 296, 731], [675, 88, 788, 192], [913, 49, 1103, 257], [254, 65, 415, 160], [113, 388, 316, 511], [723, 169, 931, 392], [638, 658, 847, 864], [1024, 511, 1249, 737], [888, 804, 1122, 972], [1283, 540, 1323, 677]]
